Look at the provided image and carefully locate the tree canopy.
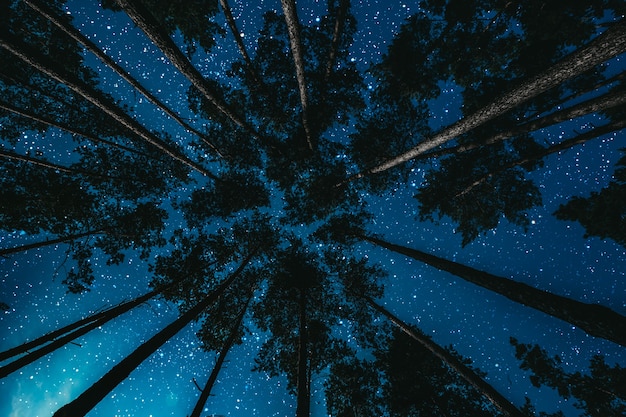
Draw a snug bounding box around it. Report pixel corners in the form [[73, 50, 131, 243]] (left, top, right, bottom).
[[1, 0, 625, 416]]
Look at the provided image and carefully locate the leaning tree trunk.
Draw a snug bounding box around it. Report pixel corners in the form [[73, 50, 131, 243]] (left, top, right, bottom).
[[0, 32, 215, 179], [0, 280, 181, 364], [361, 294, 525, 417], [52, 249, 257, 417], [324, 0, 349, 81], [113, 0, 259, 140], [22, 0, 226, 159], [0, 229, 103, 257], [281, 0, 314, 151], [345, 19, 626, 182], [0, 98, 149, 158], [189, 291, 253, 417], [296, 287, 310, 417], [417, 87, 626, 162], [361, 235, 626, 347], [456, 117, 626, 198]]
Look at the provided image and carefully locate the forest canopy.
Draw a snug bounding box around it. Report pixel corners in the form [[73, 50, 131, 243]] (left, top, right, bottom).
[[1, 0, 625, 416]]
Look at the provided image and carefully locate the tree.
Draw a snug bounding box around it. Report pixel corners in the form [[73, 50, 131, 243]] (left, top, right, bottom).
[[359, 234, 626, 347]]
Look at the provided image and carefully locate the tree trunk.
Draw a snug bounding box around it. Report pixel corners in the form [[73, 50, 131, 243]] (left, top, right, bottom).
[[0, 98, 148, 158], [280, 0, 314, 151], [0, 229, 104, 257], [324, 0, 349, 81], [0, 281, 180, 363], [296, 287, 310, 417], [22, 0, 226, 160], [0, 32, 215, 179], [189, 291, 253, 417], [456, 117, 626, 198], [361, 235, 626, 347], [347, 19, 626, 181], [113, 0, 259, 141], [417, 87, 626, 162], [219, 0, 261, 84], [361, 293, 525, 417], [52, 249, 257, 417]]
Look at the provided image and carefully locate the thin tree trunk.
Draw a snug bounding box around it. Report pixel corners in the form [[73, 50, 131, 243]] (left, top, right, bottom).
[[0, 229, 103, 257], [296, 287, 310, 417], [0, 32, 215, 179], [0, 99, 148, 158], [417, 87, 626, 162], [345, 19, 626, 182], [189, 291, 253, 417], [361, 235, 626, 347], [0, 284, 174, 363], [52, 249, 257, 417], [324, 0, 349, 81], [361, 294, 525, 417], [219, 0, 261, 84], [113, 0, 259, 140], [280, 0, 314, 151], [22, 0, 226, 160], [456, 117, 626, 198]]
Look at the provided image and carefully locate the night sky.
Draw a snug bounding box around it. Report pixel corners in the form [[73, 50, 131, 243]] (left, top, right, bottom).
[[1, 1, 626, 416]]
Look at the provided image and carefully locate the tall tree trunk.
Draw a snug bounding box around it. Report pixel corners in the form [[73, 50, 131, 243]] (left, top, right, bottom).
[[218, 0, 261, 84], [324, 0, 349, 81], [296, 287, 310, 417], [280, 0, 314, 151], [0, 32, 215, 179], [361, 235, 626, 347], [0, 148, 150, 185], [189, 291, 253, 417], [0, 98, 149, 158], [0, 229, 103, 257], [22, 0, 226, 160], [0, 284, 175, 363], [52, 249, 257, 417], [417, 87, 626, 162], [113, 0, 259, 141], [346, 19, 626, 181], [361, 293, 525, 417], [456, 117, 626, 198]]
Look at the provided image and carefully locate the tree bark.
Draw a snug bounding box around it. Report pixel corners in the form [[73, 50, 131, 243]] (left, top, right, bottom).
[[296, 287, 310, 417], [22, 0, 226, 159], [324, 0, 349, 81], [0, 229, 103, 257], [347, 19, 626, 181], [0, 98, 148, 158], [189, 291, 253, 417], [280, 0, 314, 151], [52, 249, 257, 417], [361, 294, 525, 417], [0, 285, 170, 363], [113, 0, 260, 141], [0, 32, 215, 178], [361, 235, 626, 347], [417, 87, 626, 162], [456, 117, 626, 198]]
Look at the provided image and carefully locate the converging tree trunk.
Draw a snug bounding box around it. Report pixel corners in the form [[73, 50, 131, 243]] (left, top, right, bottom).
[[324, 0, 349, 81], [189, 291, 253, 417], [296, 287, 310, 417], [417, 88, 626, 162], [22, 0, 226, 159], [0, 32, 215, 178], [0, 229, 103, 257], [361, 293, 525, 417], [361, 235, 626, 347], [347, 19, 626, 181], [113, 0, 260, 140], [281, 0, 314, 151], [219, 0, 261, 84], [0, 280, 181, 363], [52, 249, 257, 417]]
